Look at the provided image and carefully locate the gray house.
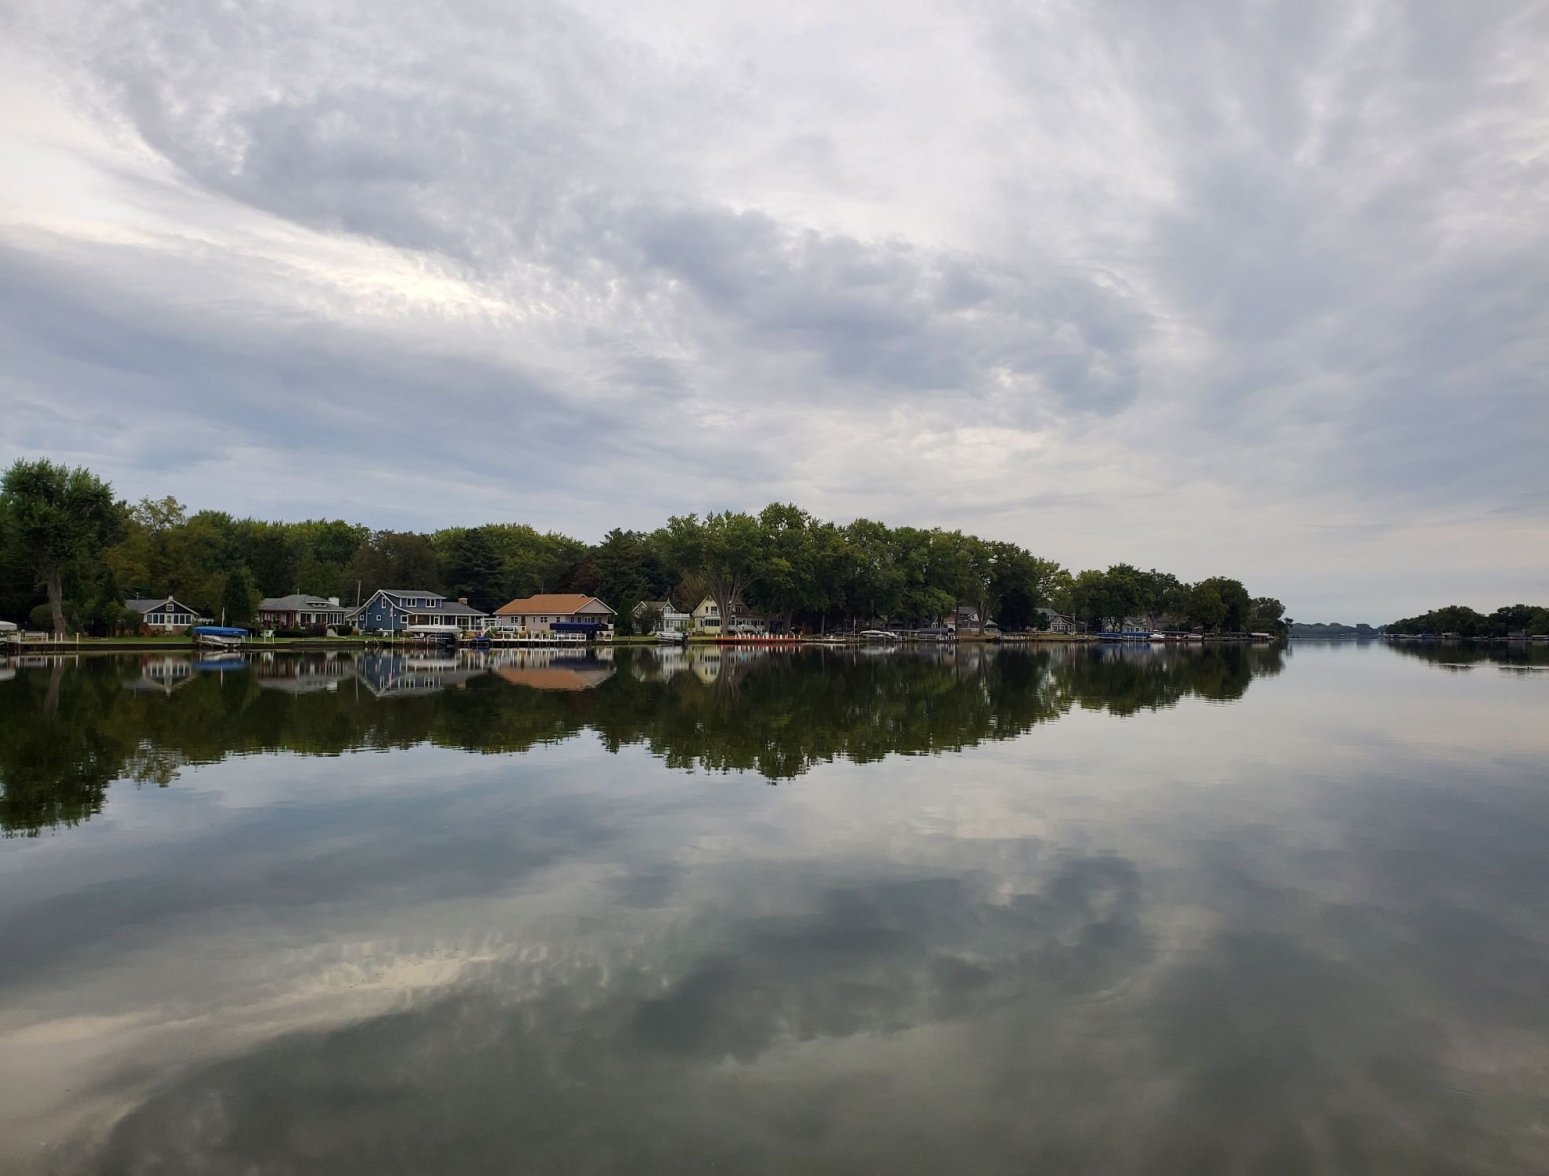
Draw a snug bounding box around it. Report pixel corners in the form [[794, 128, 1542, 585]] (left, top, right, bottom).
[[351, 589, 489, 634], [256, 594, 349, 630], [125, 597, 206, 632]]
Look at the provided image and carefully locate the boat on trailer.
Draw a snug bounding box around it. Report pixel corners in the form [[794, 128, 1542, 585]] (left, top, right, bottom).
[[191, 625, 248, 650]]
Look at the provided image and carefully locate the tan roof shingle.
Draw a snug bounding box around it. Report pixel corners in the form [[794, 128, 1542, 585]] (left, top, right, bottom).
[[494, 594, 614, 616]]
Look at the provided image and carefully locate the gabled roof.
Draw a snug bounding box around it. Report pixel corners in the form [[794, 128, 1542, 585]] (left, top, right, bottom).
[[124, 597, 200, 615], [349, 592, 486, 618], [258, 594, 343, 611], [693, 595, 759, 617], [434, 601, 489, 616], [496, 594, 614, 616], [636, 599, 690, 616]]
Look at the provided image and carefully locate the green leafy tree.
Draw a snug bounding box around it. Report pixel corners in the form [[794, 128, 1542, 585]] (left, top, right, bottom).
[[0, 459, 124, 634], [349, 531, 443, 595], [1184, 580, 1227, 632], [435, 526, 505, 612], [1248, 596, 1288, 636], [1195, 577, 1251, 632], [222, 567, 259, 625]]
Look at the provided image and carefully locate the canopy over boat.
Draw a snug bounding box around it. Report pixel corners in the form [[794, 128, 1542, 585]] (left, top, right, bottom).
[[191, 625, 249, 638]]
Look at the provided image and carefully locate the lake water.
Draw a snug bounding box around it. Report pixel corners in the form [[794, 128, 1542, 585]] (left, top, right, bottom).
[[2, 642, 1547, 1174]]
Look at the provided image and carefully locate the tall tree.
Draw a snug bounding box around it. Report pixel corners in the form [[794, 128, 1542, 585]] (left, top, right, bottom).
[[221, 567, 259, 626], [0, 459, 124, 635], [699, 511, 764, 623]]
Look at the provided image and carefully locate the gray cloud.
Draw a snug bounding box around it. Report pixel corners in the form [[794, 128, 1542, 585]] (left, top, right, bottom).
[[1, 0, 1546, 615]]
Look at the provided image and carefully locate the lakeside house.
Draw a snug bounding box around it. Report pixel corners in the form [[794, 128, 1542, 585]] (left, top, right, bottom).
[[1037, 608, 1079, 634], [690, 596, 766, 635], [256, 594, 350, 630], [351, 589, 489, 635], [125, 597, 207, 633], [493, 593, 615, 636], [633, 600, 691, 634]]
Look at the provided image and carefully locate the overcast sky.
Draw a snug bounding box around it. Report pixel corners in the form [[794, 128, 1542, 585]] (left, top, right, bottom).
[[2, 1, 1545, 621]]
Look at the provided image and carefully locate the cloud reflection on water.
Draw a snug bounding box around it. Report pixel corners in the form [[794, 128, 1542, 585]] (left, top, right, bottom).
[[0, 646, 1545, 1173]]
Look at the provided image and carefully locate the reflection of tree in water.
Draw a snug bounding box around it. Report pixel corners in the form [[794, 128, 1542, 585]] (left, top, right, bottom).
[[0, 660, 129, 835], [1048, 644, 1284, 715], [0, 646, 1285, 834], [1385, 642, 1549, 671]]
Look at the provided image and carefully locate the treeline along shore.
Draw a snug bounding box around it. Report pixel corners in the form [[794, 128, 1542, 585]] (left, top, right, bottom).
[[1, 457, 1288, 637], [1384, 603, 1549, 639]]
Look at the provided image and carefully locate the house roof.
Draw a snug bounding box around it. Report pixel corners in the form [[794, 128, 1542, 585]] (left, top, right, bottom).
[[370, 589, 446, 600], [346, 597, 486, 618], [258, 594, 342, 611], [435, 602, 489, 616], [124, 597, 199, 615], [694, 595, 760, 617], [495, 594, 614, 616]]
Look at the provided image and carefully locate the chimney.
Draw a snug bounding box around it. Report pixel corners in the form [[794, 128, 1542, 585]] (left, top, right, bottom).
[[328, 597, 340, 607], [458, 597, 469, 606]]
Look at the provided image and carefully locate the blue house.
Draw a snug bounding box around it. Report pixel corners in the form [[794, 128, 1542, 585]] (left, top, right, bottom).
[[351, 589, 490, 634]]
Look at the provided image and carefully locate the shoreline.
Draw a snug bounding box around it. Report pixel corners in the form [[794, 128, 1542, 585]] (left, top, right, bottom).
[[5, 632, 1290, 655]]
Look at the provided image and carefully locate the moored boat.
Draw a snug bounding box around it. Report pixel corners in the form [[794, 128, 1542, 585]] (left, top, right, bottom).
[[405, 624, 461, 646], [191, 625, 248, 650]]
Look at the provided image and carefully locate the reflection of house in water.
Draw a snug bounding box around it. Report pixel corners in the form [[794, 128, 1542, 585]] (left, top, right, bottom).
[[490, 648, 615, 692], [254, 653, 356, 694], [627, 645, 786, 685], [354, 652, 488, 698], [123, 656, 197, 695], [630, 647, 690, 682]]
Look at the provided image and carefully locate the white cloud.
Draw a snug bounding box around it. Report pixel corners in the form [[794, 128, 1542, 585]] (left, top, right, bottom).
[[1, 0, 1546, 620]]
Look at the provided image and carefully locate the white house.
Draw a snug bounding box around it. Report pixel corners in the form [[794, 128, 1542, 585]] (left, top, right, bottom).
[[1036, 608, 1079, 634], [125, 597, 206, 632], [493, 594, 615, 635], [634, 600, 690, 634]]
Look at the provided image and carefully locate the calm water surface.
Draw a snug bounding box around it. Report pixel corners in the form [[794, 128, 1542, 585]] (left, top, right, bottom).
[[1, 642, 1547, 1174]]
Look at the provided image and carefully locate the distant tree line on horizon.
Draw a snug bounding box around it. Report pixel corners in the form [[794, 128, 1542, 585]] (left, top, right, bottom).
[[1, 457, 1288, 636], [1384, 603, 1549, 638]]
